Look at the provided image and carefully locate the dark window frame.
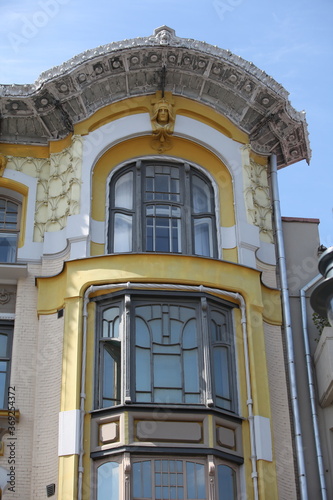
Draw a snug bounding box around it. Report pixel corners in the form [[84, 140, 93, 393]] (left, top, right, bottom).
[[94, 291, 237, 414], [0, 196, 21, 263], [108, 160, 218, 258], [0, 321, 14, 409]]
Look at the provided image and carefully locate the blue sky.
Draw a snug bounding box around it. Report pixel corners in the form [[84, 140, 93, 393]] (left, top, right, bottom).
[[1, 0, 332, 246]]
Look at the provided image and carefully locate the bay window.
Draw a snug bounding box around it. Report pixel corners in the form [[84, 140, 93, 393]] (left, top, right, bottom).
[[109, 161, 217, 257], [96, 457, 237, 500], [95, 292, 237, 413]]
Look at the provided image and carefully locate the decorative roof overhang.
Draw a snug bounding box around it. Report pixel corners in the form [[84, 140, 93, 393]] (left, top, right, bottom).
[[0, 26, 310, 168]]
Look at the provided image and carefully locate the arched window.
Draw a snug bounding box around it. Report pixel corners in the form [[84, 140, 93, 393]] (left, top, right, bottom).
[[0, 196, 20, 263], [108, 161, 217, 257]]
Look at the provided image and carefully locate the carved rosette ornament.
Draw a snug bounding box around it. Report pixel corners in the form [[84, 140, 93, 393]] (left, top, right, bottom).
[[0, 289, 15, 305], [150, 92, 175, 153]]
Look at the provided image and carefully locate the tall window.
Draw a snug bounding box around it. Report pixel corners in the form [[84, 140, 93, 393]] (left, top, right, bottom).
[[95, 293, 237, 413], [109, 161, 217, 257], [0, 197, 20, 263], [0, 322, 13, 409]]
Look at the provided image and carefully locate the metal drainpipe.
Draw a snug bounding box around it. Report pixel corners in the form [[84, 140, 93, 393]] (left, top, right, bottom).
[[300, 275, 328, 500], [270, 154, 308, 499], [77, 282, 258, 500]]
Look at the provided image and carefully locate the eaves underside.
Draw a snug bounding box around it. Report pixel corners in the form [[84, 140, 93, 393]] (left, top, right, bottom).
[[0, 27, 311, 168]]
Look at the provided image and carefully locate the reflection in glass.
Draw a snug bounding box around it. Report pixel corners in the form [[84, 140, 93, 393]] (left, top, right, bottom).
[[217, 465, 236, 500], [114, 213, 132, 252], [97, 462, 119, 500], [115, 171, 133, 209], [193, 218, 213, 257], [192, 175, 212, 214]]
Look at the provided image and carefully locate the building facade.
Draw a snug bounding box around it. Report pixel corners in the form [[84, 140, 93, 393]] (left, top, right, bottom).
[[1, 26, 330, 500]]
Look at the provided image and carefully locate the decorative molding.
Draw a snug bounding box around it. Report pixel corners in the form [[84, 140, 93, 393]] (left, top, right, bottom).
[[0, 27, 310, 167], [5, 136, 83, 242], [0, 289, 15, 305], [243, 155, 273, 244], [150, 92, 175, 152]]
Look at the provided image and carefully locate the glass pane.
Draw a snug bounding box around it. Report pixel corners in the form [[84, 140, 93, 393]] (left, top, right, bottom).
[[114, 213, 132, 252], [193, 218, 213, 257], [97, 462, 119, 500], [0, 334, 8, 357], [154, 388, 182, 403], [192, 175, 212, 213], [136, 347, 151, 393], [133, 461, 152, 499], [0, 372, 6, 408], [184, 350, 199, 394], [217, 465, 236, 500], [115, 171, 133, 209], [0, 234, 17, 263], [102, 307, 120, 338], [214, 346, 231, 406], [136, 317, 150, 347], [186, 462, 206, 499], [182, 318, 197, 349], [154, 354, 181, 388], [155, 218, 170, 252], [102, 345, 120, 407]]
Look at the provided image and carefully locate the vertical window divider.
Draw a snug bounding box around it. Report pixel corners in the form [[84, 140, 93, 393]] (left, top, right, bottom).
[[124, 453, 131, 500], [208, 455, 216, 500], [124, 294, 131, 404], [136, 161, 142, 252], [201, 297, 214, 406], [183, 162, 191, 254]]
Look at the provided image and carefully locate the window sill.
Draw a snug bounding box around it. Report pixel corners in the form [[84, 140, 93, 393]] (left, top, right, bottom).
[[0, 262, 28, 282]]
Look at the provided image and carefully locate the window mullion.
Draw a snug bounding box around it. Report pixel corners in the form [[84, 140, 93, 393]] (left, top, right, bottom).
[[183, 163, 191, 254], [124, 294, 131, 403], [136, 161, 142, 252], [201, 297, 214, 406]]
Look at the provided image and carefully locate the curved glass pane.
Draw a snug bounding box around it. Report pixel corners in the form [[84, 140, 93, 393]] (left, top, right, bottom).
[[97, 462, 119, 500], [182, 319, 197, 349], [114, 171, 133, 209], [114, 213, 132, 252], [136, 317, 150, 347], [193, 218, 213, 257], [192, 175, 212, 214], [217, 465, 236, 500]]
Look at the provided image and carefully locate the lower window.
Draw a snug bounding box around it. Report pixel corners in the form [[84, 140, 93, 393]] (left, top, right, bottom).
[[95, 292, 237, 413], [96, 457, 237, 500]]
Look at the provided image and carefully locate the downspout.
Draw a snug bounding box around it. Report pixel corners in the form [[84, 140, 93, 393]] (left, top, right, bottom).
[[270, 154, 308, 499], [300, 275, 328, 500], [77, 282, 258, 500]]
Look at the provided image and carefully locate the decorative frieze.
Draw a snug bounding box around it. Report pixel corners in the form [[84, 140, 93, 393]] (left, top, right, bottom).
[[242, 150, 273, 243], [5, 136, 83, 242]]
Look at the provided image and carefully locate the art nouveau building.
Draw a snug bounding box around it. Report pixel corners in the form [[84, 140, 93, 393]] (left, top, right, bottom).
[[1, 26, 328, 500]]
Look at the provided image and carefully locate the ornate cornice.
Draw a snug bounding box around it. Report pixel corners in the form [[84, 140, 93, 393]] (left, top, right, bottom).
[[0, 26, 310, 167]]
